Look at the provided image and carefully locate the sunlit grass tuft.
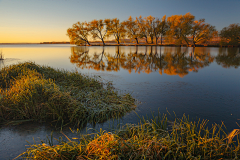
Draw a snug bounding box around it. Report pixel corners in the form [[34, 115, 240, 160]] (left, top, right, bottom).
[[17, 113, 240, 159], [0, 62, 136, 126]]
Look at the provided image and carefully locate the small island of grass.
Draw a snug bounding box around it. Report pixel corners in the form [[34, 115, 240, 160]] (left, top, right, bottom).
[[0, 62, 136, 126]]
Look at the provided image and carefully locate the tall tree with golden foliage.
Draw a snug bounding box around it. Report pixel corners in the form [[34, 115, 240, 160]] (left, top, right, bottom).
[[89, 19, 108, 45], [122, 16, 140, 44], [220, 23, 240, 46], [191, 19, 217, 47], [167, 13, 195, 45], [67, 22, 91, 45], [153, 15, 169, 45], [105, 18, 126, 44], [136, 16, 149, 43], [144, 15, 155, 44]]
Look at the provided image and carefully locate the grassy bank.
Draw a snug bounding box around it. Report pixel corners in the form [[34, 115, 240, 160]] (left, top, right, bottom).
[[0, 62, 135, 126], [17, 114, 240, 159]]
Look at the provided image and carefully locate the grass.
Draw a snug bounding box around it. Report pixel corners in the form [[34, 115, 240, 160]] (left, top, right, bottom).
[[16, 113, 240, 159], [0, 62, 136, 126]]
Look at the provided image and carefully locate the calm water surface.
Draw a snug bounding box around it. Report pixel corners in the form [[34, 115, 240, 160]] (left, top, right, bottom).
[[0, 44, 240, 159]]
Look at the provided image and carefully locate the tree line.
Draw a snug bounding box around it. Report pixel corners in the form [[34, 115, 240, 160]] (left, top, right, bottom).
[[67, 13, 240, 47]]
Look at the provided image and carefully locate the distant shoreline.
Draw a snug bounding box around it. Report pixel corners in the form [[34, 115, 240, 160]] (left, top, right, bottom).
[[0, 42, 239, 47], [0, 42, 70, 45], [0, 43, 40, 45], [76, 43, 240, 48]]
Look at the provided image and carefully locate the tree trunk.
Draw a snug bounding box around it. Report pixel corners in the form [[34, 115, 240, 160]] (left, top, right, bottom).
[[135, 38, 139, 44], [193, 34, 195, 47], [116, 36, 120, 44], [161, 35, 163, 45], [145, 37, 148, 44], [155, 37, 158, 45], [101, 39, 105, 46], [183, 36, 189, 45], [86, 40, 90, 45]]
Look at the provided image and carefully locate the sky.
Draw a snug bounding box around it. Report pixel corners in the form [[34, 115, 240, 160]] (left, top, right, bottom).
[[0, 0, 239, 43]]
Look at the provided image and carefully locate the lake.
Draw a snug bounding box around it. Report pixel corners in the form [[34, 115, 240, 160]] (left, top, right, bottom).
[[0, 44, 240, 159]]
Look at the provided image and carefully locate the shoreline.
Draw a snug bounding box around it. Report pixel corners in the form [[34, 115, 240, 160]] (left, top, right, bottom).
[[0, 43, 239, 47], [76, 43, 240, 48]]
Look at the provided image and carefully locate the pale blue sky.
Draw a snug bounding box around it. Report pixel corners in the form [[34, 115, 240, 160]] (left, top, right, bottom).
[[0, 0, 239, 42]]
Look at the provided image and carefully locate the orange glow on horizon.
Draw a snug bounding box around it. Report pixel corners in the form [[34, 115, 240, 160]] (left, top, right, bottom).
[[0, 27, 69, 43]]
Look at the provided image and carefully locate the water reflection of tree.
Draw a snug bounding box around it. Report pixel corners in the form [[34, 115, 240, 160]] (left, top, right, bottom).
[[70, 47, 90, 69], [216, 48, 240, 68], [162, 47, 189, 77], [107, 46, 126, 72], [189, 47, 214, 72], [70, 46, 215, 77]]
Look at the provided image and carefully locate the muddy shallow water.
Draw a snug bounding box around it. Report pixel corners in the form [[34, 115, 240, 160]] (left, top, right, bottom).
[[0, 45, 240, 159]]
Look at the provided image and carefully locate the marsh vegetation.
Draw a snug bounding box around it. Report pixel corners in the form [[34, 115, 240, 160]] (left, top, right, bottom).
[[0, 62, 136, 126], [18, 113, 240, 159]]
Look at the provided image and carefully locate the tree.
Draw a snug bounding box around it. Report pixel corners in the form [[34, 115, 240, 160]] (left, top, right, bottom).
[[105, 18, 126, 44], [122, 16, 140, 44], [191, 19, 217, 47], [220, 23, 240, 46], [67, 22, 91, 45], [136, 16, 149, 44], [153, 15, 169, 45], [89, 19, 108, 45], [144, 15, 155, 44], [167, 13, 195, 45]]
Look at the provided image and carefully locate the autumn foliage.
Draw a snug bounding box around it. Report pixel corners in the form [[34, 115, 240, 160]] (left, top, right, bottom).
[[220, 23, 240, 46], [67, 13, 229, 46]]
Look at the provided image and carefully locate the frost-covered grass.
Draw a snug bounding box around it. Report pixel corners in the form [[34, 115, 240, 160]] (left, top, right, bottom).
[[0, 62, 135, 126]]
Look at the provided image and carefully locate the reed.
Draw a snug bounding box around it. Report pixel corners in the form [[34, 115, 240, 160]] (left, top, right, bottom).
[[0, 62, 136, 126], [0, 50, 3, 60], [17, 113, 240, 160]]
